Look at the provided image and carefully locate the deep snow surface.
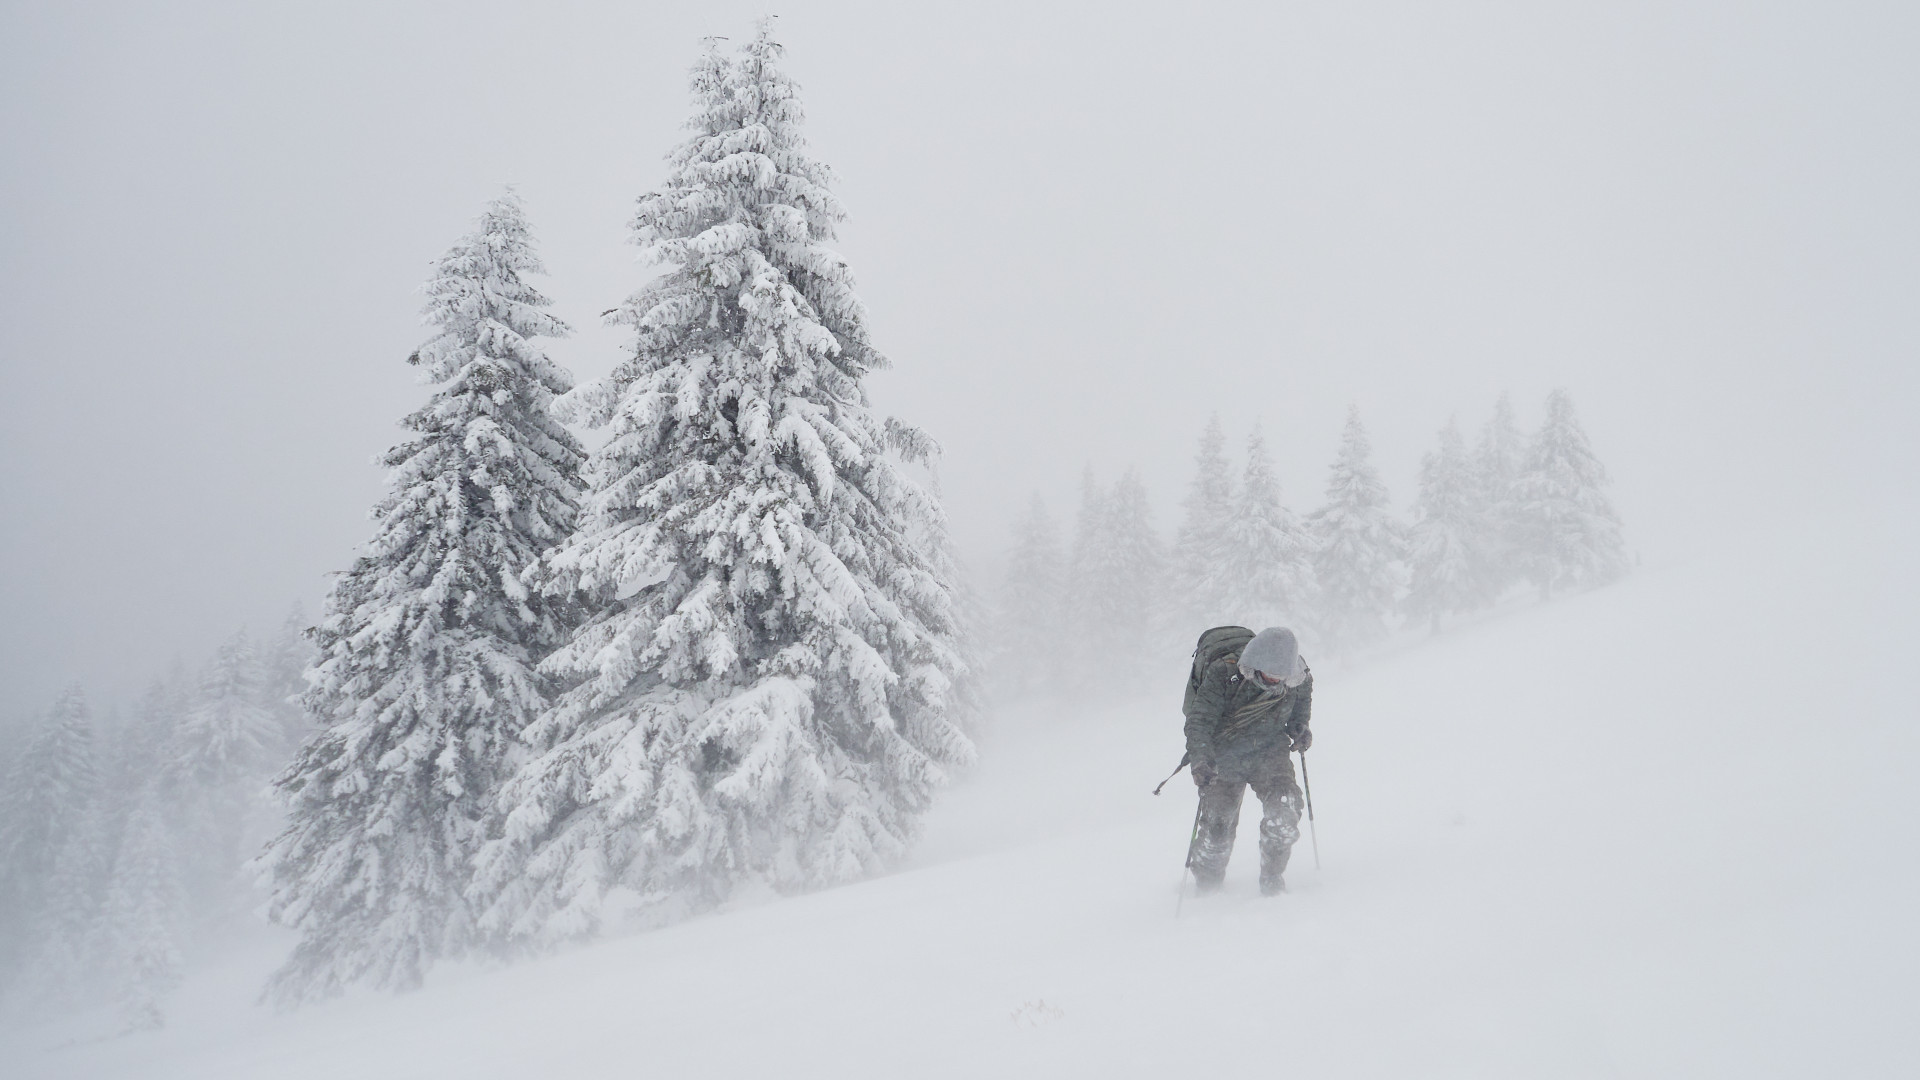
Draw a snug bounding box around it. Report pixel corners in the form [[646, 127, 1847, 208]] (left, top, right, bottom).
[[12, 511, 1919, 1078]]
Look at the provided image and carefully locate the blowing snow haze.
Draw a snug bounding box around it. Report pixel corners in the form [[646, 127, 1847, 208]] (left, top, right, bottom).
[[2, 1, 1915, 716], [0, 2, 1917, 1073]]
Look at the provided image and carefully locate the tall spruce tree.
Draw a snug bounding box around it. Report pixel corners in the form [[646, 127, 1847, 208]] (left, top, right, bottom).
[[1216, 427, 1317, 639], [1473, 392, 1526, 597], [471, 26, 973, 946], [263, 191, 584, 1002], [1512, 389, 1627, 599], [1406, 418, 1486, 631], [1309, 407, 1405, 654], [1170, 415, 1237, 629], [997, 494, 1067, 699]]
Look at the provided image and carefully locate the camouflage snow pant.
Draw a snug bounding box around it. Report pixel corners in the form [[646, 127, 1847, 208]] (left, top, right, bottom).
[[1189, 765, 1303, 892]]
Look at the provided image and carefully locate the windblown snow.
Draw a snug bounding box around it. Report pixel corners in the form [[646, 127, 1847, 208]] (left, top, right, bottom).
[[10, 507, 1917, 1078]]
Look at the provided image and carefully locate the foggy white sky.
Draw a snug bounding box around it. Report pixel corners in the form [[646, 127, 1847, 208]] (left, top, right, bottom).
[[3, 0, 1916, 718]]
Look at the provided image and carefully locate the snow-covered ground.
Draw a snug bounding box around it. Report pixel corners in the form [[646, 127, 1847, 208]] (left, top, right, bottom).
[[12, 507, 1918, 1078]]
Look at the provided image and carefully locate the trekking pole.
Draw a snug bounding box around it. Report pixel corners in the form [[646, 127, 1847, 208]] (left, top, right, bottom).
[[1298, 750, 1320, 870], [1152, 752, 1191, 795], [1176, 798, 1203, 917]]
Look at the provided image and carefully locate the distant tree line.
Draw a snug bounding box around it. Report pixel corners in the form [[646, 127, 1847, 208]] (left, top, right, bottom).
[[0, 614, 314, 1030], [989, 392, 1628, 698]]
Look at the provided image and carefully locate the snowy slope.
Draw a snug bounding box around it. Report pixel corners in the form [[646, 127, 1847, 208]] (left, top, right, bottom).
[[13, 509, 1918, 1079]]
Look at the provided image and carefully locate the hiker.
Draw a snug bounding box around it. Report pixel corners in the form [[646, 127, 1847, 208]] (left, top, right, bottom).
[[1183, 625, 1313, 896]]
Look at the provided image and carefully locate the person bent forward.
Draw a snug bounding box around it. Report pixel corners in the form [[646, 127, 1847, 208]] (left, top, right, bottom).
[[1185, 626, 1312, 896]]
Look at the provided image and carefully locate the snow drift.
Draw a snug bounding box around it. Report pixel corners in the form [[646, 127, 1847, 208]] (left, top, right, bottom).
[[10, 505, 1917, 1078]]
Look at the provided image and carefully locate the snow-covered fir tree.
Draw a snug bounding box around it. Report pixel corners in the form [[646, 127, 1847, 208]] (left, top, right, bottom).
[[1065, 469, 1106, 615], [169, 629, 279, 918], [18, 814, 113, 1009], [259, 603, 316, 762], [0, 685, 102, 1003], [263, 191, 585, 1002], [1062, 469, 1107, 688], [1308, 407, 1405, 654], [175, 630, 277, 790], [118, 678, 184, 797], [91, 673, 189, 942], [942, 563, 992, 739], [1169, 415, 1237, 630], [1, 686, 100, 894], [1065, 468, 1167, 689], [1405, 418, 1487, 632], [996, 493, 1067, 699], [470, 26, 973, 947], [1108, 469, 1170, 677], [1215, 427, 1317, 639], [100, 800, 185, 1030], [1473, 392, 1526, 596], [1512, 389, 1627, 599]]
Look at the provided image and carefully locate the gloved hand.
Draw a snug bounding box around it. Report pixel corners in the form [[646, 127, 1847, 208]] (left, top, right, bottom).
[[1289, 728, 1313, 753], [1190, 757, 1217, 788]]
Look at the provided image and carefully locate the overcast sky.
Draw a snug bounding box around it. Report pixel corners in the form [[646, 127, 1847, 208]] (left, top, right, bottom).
[[3, 0, 1916, 719]]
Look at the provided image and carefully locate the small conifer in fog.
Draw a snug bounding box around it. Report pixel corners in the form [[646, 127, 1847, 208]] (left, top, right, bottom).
[[1067, 468, 1167, 687], [0, 686, 102, 1002], [1512, 389, 1627, 598], [1309, 407, 1405, 654], [259, 603, 316, 761], [1170, 415, 1238, 628], [1473, 392, 1526, 597], [997, 494, 1067, 698], [101, 800, 185, 1030], [1215, 427, 1317, 637], [174, 630, 276, 787], [171, 629, 278, 914], [1406, 418, 1487, 631]]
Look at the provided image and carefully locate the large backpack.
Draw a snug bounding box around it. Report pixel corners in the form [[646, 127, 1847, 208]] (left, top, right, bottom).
[[1181, 625, 1254, 722]]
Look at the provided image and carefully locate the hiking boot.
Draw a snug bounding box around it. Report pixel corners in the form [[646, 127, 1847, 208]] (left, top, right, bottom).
[[1258, 839, 1293, 897], [1191, 870, 1226, 896]]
